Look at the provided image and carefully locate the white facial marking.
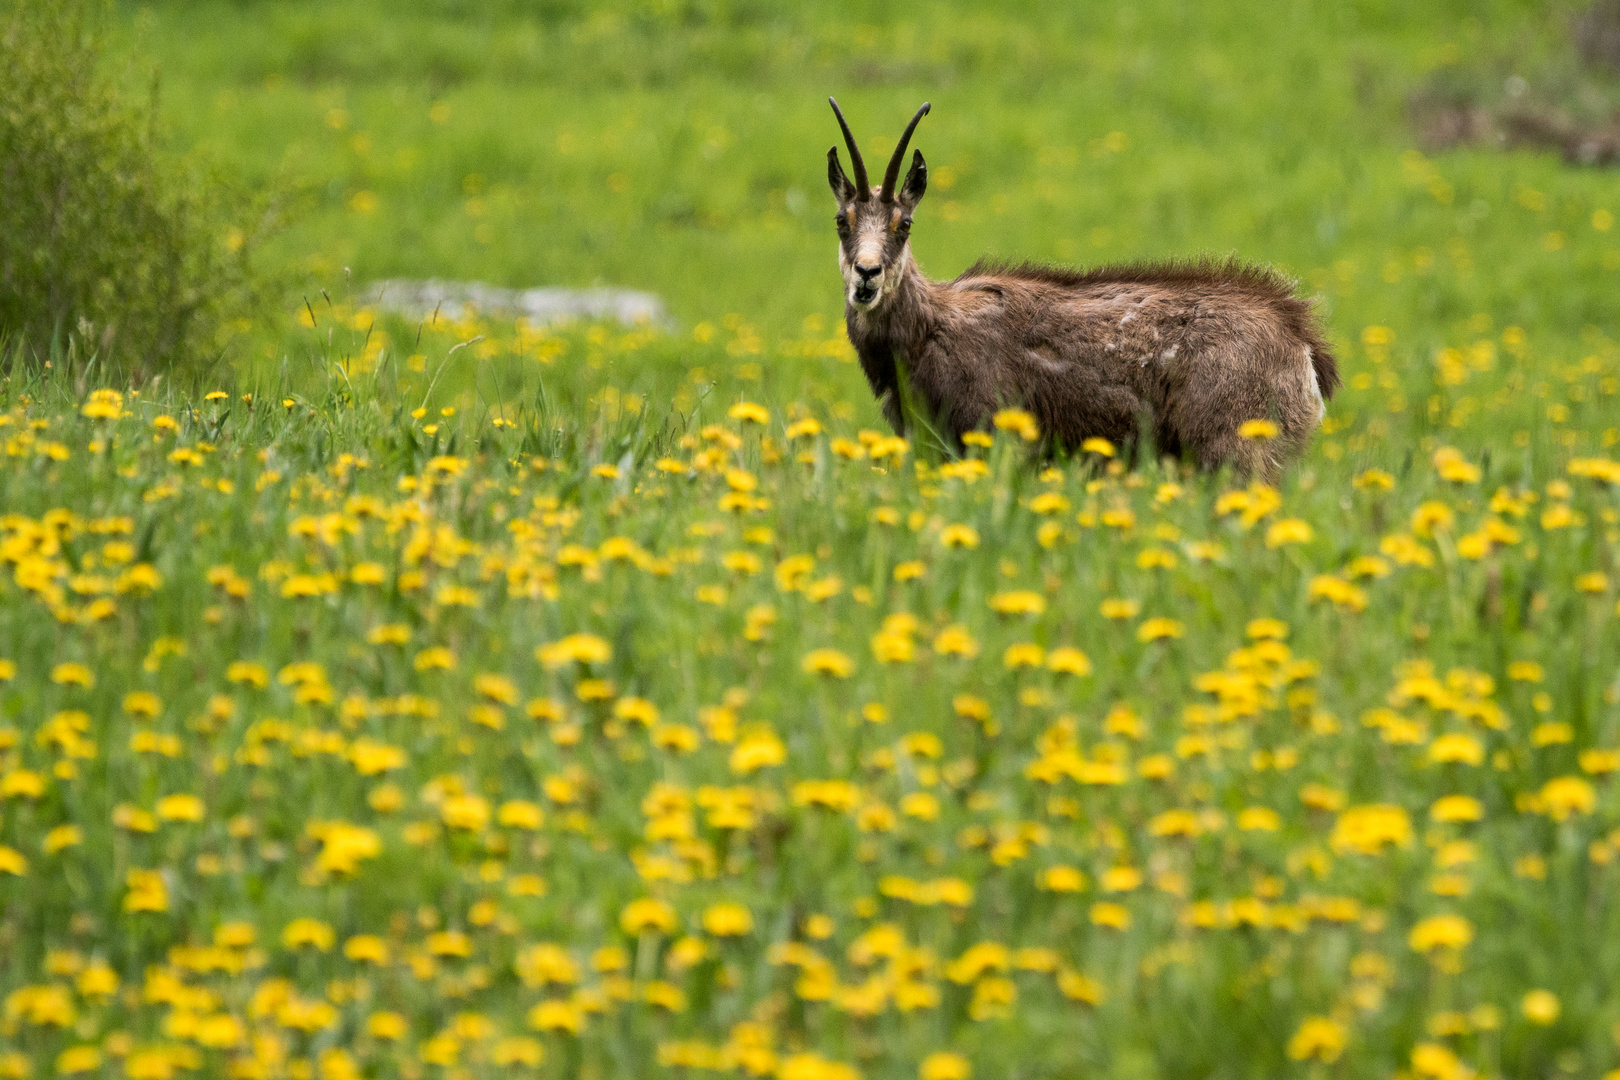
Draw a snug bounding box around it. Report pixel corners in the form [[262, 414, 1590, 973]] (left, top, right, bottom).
[[839, 203, 905, 311]]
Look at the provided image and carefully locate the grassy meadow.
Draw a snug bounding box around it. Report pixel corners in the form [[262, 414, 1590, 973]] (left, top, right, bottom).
[[1, 1, 1619, 1078]]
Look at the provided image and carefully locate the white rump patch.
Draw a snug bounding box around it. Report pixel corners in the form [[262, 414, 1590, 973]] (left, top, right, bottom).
[[1304, 347, 1325, 421]]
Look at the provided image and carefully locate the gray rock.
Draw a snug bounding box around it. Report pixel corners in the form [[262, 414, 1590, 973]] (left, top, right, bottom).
[[359, 279, 672, 328]]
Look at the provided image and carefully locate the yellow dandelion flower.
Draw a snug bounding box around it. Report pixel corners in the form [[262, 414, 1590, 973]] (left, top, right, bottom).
[[1002, 643, 1045, 669], [527, 998, 585, 1034], [123, 868, 168, 912], [1411, 501, 1455, 537], [1408, 913, 1473, 953], [1100, 598, 1140, 620], [282, 917, 336, 951], [1080, 437, 1115, 457], [497, 800, 545, 830], [1089, 902, 1131, 930], [42, 825, 82, 854], [56, 1047, 103, 1074], [427, 930, 473, 957], [49, 662, 93, 688], [1264, 518, 1313, 547], [225, 660, 269, 687], [1058, 969, 1105, 1004], [413, 646, 456, 671], [345, 936, 391, 965], [121, 691, 161, 718], [1101, 866, 1143, 893], [1579, 748, 1620, 774], [702, 902, 754, 936], [1307, 574, 1368, 612], [992, 408, 1039, 441], [1136, 617, 1184, 642], [893, 560, 926, 582], [536, 633, 612, 669], [441, 794, 491, 831], [1353, 468, 1395, 490], [802, 648, 854, 678], [1028, 491, 1070, 514], [155, 794, 205, 822], [1576, 571, 1610, 594], [1331, 804, 1412, 855], [729, 731, 786, 774], [1286, 1017, 1346, 1063], [1538, 776, 1595, 821], [1428, 733, 1484, 765], [0, 845, 27, 876], [492, 1037, 545, 1067], [988, 590, 1046, 615], [1521, 989, 1560, 1025], [1432, 446, 1481, 484], [1045, 646, 1091, 675], [620, 897, 679, 935], [1040, 866, 1087, 892], [1236, 807, 1281, 832], [1429, 795, 1484, 822], [932, 625, 979, 658], [919, 1052, 971, 1080]]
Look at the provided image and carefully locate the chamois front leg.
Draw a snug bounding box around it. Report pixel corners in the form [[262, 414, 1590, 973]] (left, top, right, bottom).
[[878, 389, 905, 437], [852, 337, 905, 436]]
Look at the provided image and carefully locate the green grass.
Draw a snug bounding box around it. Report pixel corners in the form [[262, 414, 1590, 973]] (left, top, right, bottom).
[[117, 0, 1620, 373], [0, 314, 1616, 1078], [0, 3, 1616, 1078]]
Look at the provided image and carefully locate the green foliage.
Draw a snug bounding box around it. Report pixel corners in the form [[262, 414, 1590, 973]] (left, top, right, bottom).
[[0, 0, 268, 377]]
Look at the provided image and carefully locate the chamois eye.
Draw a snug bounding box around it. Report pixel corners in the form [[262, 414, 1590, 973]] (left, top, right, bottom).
[[897, 218, 912, 233], [835, 214, 849, 232]]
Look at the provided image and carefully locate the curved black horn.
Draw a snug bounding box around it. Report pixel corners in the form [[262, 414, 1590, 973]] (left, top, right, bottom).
[[881, 102, 930, 202], [829, 97, 870, 200]]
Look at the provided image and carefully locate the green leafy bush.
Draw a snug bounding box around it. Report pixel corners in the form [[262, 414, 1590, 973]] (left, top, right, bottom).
[[0, 0, 268, 376]]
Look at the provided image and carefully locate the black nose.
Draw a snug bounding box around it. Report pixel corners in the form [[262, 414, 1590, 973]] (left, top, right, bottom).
[[855, 264, 881, 281]]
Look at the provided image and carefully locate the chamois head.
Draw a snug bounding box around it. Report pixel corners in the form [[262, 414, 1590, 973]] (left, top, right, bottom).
[[827, 99, 930, 311]]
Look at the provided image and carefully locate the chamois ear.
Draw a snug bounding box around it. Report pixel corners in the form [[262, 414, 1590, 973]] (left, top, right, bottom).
[[828, 147, 855, 202], [900, 149, 927, 206]]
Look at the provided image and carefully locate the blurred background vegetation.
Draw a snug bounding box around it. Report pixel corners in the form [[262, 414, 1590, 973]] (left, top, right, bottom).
[[0, 1, 280, 378], [6, 0, 1620, 410]]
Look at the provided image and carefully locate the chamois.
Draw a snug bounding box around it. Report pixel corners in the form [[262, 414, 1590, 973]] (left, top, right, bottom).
[[827, 99, 1339, 475]]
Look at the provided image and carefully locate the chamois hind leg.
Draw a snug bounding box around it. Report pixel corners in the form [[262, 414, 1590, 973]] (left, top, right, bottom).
[[1195, 341, 1322, 480], [1195, 429, 1279, 483]]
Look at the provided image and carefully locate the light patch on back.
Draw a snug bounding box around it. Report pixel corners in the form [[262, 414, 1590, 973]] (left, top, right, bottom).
[[1029, 344, 1067, 373]]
